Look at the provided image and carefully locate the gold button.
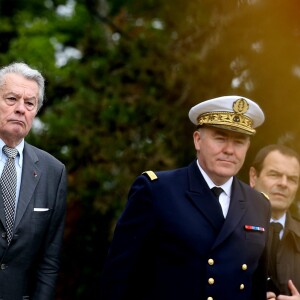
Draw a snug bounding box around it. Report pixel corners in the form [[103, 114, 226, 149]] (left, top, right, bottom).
[[207, 297, 213, 300], [208, 258, 214, 265], [242, 264, 247, 270], [240, 284, 245, 290], [208, 278, 215, 285]]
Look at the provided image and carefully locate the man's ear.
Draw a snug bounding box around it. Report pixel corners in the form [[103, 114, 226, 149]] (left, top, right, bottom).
[[249, 166, 257, 188], [193, 131, 201, 151]]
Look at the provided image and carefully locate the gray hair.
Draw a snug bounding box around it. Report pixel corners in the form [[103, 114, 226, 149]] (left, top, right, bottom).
[[0, 62, 45, 111]]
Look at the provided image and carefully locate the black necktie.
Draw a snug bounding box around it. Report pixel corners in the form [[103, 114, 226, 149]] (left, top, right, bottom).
[[211, 186, 224, 218], [211, 186, 223, 198], [269, 222, 283, 282]]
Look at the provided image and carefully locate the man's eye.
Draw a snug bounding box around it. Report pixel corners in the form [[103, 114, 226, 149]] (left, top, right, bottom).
[[5, 97, 16, 104], [235, 139, 247, 145], [25, 102, 36, 110], [215, 136, 225, 141], [289, 178, 299, 184]]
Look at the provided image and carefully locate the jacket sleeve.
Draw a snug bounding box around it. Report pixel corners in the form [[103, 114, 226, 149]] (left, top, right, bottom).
[[32, 165, 67, 300], [100, 174, 157, 300]]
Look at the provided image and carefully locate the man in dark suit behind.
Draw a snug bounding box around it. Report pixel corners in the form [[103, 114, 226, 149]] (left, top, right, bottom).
[[249, 144, 300, 300], [0, 62, 67, 299], [100, 96, 271, 300]]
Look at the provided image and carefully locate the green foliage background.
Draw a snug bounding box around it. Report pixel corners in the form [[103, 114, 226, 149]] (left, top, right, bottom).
[[1, 0, 300, 298]]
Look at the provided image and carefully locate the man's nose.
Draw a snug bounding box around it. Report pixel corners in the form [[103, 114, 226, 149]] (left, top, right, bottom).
[[14, 99, 26, 112], [278, 175, 288, 186], [223, 141, 234, 153]]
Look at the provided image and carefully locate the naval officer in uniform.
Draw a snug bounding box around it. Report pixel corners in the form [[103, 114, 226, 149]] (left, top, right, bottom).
[[100, 96, 271, 300]]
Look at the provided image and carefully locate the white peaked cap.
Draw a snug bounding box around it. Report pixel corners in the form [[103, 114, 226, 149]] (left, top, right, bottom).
[[188, 95, 265, 135]]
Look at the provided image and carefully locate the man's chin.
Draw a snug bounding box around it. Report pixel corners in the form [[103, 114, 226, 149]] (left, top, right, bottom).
[[271, 195, 288, 202], [271, 200, 289, 211], [2, 128, 27, 142], [217, 167, 238, 178]]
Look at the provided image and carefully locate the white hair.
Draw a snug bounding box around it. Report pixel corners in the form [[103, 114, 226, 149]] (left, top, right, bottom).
[[0, 62, 45, 111]]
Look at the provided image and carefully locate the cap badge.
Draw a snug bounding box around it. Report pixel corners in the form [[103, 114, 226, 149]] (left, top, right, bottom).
[[233, 98, 249, 114]]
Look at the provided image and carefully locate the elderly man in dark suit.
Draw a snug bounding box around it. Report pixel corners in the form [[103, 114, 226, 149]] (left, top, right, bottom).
[[100, 96, 271, 300], [0, 62, 67, 299]]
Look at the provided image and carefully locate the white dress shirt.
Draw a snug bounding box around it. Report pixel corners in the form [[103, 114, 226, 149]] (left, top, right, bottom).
[[197, 160, 232, 217]]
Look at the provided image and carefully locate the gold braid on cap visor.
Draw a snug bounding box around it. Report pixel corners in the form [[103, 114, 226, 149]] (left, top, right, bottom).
[[197, 111, 255, 135]]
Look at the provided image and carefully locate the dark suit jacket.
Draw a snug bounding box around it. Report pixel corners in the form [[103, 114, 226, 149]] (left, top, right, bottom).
[[270, 211, 300, 295], [101, 160, 271, 300], [0, 142, 67, 300]]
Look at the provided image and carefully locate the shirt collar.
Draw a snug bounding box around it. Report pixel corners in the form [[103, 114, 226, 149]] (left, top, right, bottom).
[[0, 139, 24, 167], [196, 159, 233, 197], [271, 213, 286, 229]]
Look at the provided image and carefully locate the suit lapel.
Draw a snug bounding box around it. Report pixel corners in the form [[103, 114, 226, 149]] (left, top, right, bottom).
[[0, 189, 5, 229], [14, 143, 41, 229], [186, 161, 225, 230], [212, 178, 247, 249]]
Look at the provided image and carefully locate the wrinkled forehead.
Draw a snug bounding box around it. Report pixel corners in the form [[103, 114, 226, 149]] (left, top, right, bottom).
[[1, 73, 39, 97], [263, 151, 300, 176]]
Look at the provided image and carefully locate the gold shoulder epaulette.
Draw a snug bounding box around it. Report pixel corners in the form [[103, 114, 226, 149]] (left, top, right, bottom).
[[142, 170, 158, 181], [261, 192, 269, 200]]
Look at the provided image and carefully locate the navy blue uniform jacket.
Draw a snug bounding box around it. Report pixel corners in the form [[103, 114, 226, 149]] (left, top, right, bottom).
[[101, 160, 271, 300]]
